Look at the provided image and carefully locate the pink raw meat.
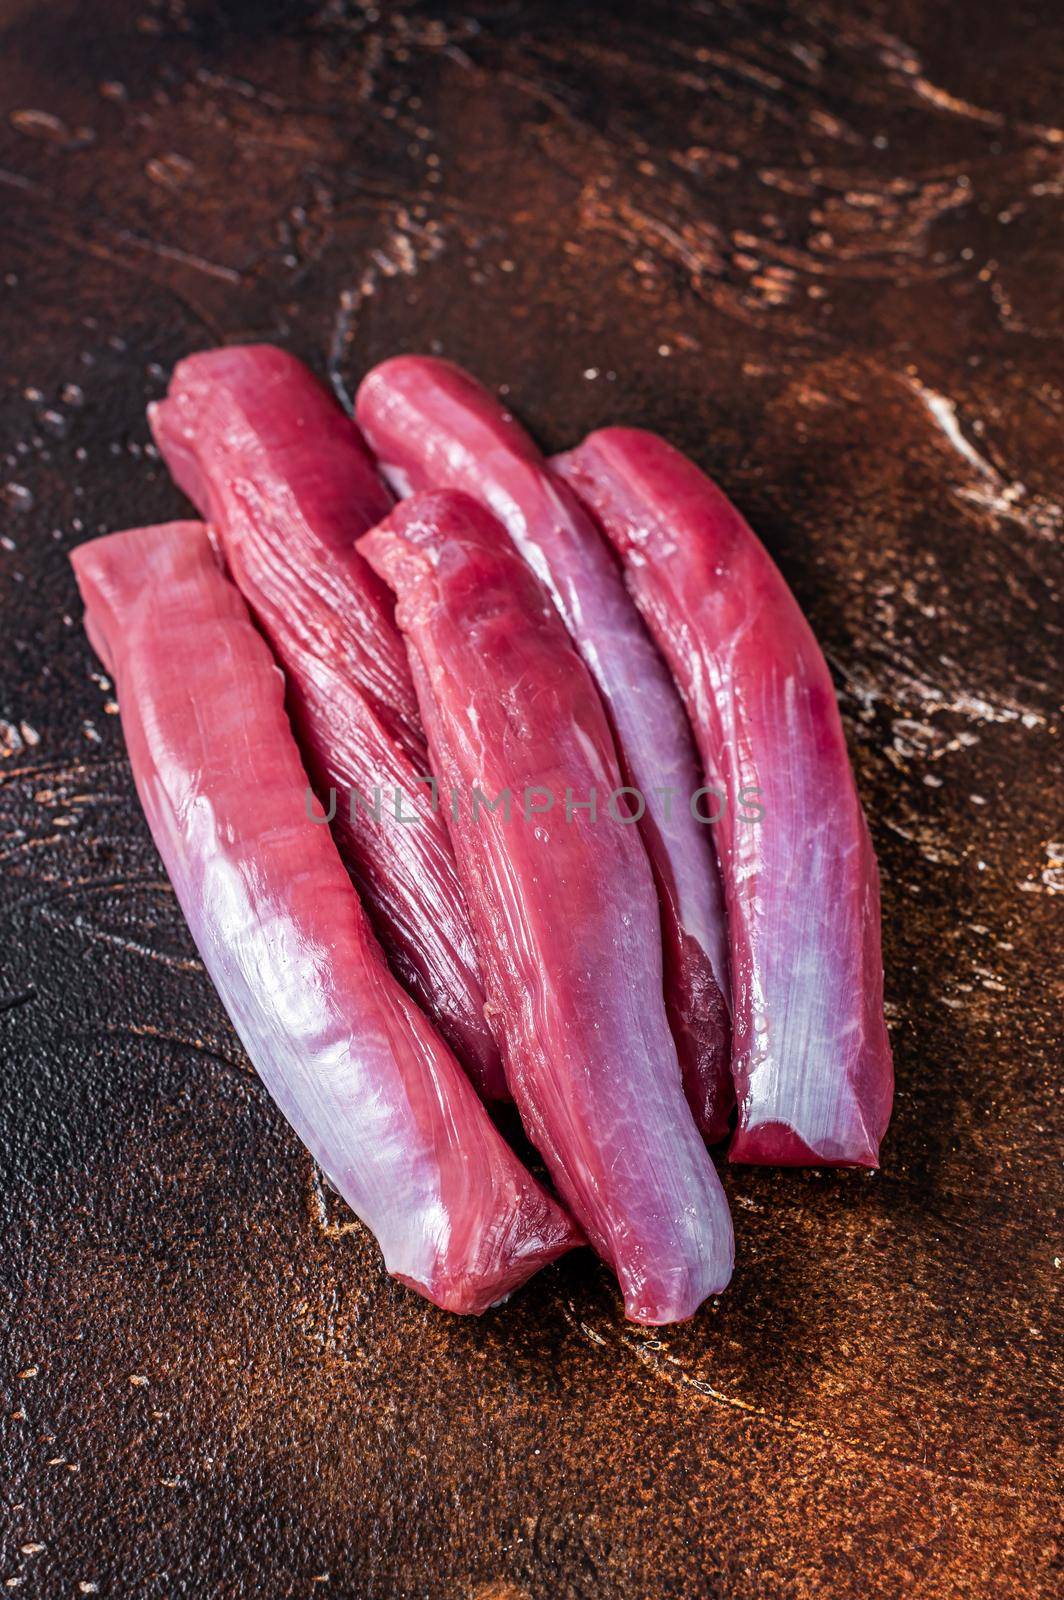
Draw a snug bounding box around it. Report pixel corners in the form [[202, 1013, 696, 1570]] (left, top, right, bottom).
[[149, 345, 505, 1100], [71, 520, 579, 1313], [360, 489, 734, 1324], [355, 357, 732, 1142], [555, 429, 893, 1167]]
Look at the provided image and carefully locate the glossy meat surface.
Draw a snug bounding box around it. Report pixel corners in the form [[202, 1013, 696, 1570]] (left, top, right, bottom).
[[149, 346, 504, 1100], [355, 356, 732, 1142], [70, 521, 579, 1313], [360, 490, 734, 1323], [557, 430, 894, 1167]]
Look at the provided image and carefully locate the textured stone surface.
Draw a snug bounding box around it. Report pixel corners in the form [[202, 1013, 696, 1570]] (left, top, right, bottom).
[[0, 2, 1060, 1596]]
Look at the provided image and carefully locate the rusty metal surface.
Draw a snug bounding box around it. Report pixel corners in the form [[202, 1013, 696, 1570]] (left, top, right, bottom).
[[1, 2, 1061, 1595]]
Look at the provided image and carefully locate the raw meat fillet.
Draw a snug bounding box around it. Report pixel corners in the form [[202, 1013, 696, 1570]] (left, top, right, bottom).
[[149, 345, 505, 1100], [356, 356, 732, 1141], [70, 521, 579, 1313], [360, 490, 734, 1324], [555, 429, 894, 1167]]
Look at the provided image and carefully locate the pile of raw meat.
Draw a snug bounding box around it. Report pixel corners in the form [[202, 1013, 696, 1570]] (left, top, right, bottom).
[[71, 347, 893, 1325]]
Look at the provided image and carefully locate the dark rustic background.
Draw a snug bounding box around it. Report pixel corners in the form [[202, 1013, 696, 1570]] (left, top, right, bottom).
[[1, 2, 1061, 1596]]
